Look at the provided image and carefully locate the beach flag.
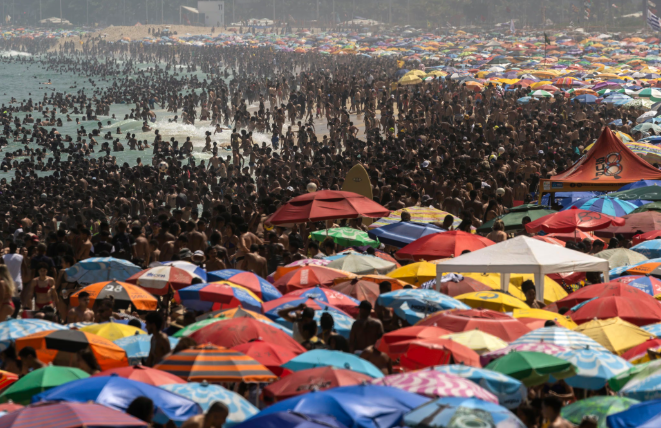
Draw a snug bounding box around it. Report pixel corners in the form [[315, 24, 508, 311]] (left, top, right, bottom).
[[649, 9, 661, 31], [510, 19, 515, 33]]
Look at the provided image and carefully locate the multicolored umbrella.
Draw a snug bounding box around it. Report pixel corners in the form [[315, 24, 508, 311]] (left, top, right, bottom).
[[609, 360, 661, 391], [283, 349, 384, 378], [631, 240, 661, 260], [69, 281, 157, 311], [188, 318, 304, 352], [113, 335, 180, 366], [65, 257, 143, 286], [511, 327, 609, 352], [126, 266, 200, 295], [561, 397, 639, 428], [620, 368, 661, 401], [368, 207, 462, 230], [376, 289, 469, 324], [282, 286, 360, 313], [154, 344, 277, 383], [560, 197, 638, 217], [262, 296, 353, 320], [0, 402, 148, 428], [485, 351, 576, 387], [262, 367, 373, 401], [370, 370, 497, 402], [92, 365, 186, 387], [479, 343, 570, 366], [0, 319, 67, 352], [610, 275, 661, 296], [206, 269, 282, 301], [311, 228, 379, 248], [275, 309, 355, 339], [432, 365, 527, 410], [0, 366, 89, 405], [161, 382, 258, 427], [621, 338, 661, 364], [0, 371, 18, 392], [155, 261, 207, 282], [553, 348, 632, 390], [643, 322, 661, 337], [177, 281, 263, 312], [626, 142, 661, 163], [404, 397, 526, 428], [367, 222, 445, 248]]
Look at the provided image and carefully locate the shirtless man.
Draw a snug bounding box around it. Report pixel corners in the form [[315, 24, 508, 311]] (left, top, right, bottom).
[[131, 227, 150, 267], [244, 244, 267, 278], [66, 291, 95, 323], [76, 229, 93, 261], [235, 223, 263, 270], [348, 301, 384, 354], [188, 219, 208, 253], [146, 311, 171, 367], [360, 345, 393, 375], [181, 402, 229, 428]]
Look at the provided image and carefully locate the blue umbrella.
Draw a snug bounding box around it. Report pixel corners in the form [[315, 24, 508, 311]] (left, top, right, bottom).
[[642, 323, 661, 337], [620, 370, 661, 401], [609, 257, 661, 278], [561, 197, 637, 217], [631, 240, 661, 259], [404, 396, 525, 428], [33, 376, 202, 424], [235, 411, 348, 428], [602, 93, 633, 106], [275, 310, 354, 339], [607, 399, 661, 428], [256, 385, 429, 428], [541, 191, 602, 209], [376, 289, 469, 324], [367, 222, 445, 248], [161, 382, 257, 427], [114, 335, 180, 365], [282, 350, 384, 378], [206, 269, 282, 301], [619, 180, 661, 191], [612, 276, 661, 297], [552, 348, 632, 390], [0, 319, 68, 352], [574, 94, 597, 104], [517, 96, 532, 104], [65, 257, 143, 286], [263, 297, 350, 320], [431, 366, 526, 410], [177, 282, 263, 312]]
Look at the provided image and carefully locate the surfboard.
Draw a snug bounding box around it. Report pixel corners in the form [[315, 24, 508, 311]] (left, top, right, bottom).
[[342, 164, 374, 226]]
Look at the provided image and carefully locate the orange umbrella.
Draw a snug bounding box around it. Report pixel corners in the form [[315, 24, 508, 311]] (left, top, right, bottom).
[[0, 370, 18, 390], [399, 339, 481, 369], [154, 344, 277, 383], [331, 279, 380, 306], [376, 326, 452, 356], [15, 330, 128, 370], [70, 280, 157, 311]]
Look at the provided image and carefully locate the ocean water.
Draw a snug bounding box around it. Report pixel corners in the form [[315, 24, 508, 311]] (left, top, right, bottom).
[[0, 53, 273, 179]]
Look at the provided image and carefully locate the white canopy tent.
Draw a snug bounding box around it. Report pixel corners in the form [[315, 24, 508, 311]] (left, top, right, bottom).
[[435, 236, 610, 302]]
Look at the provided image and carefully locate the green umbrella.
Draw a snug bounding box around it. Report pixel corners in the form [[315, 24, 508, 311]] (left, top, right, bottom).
[[610, 185, 661, 202], [485, 351, 576, 387], [310, 227, 379, 248], [477, 204, 557, 233], [0, 366, 89, 404], [632, 201, 661, 213], [173, 317, 223, 338], [562, 397, 639, 428], [608, 359, 661, 392]]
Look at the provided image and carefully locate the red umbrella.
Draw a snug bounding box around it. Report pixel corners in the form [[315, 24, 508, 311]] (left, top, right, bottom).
[[376, 326, 452, 356], [622, 338, 661, 363], [268, 190, 390, 225], [283, 286, 360, 314], [189, 318, 306, 353], [331, 279, 380, 306], [568, 295, 661, 326], [399, 339, 481, 369], [633, 230, 661, 245], [273, 266, 351, 294], [91, 364, 186, 386], [262, 366, 373, 401], [531, 236, 566, 246], [525, 207, 625, 234], [0, 402, 23, 412], [546, 282, 655, 312], [611, 276, 661, 295], [0, 402, 148, 428], [545, 231, 607, 246], [417, 309, 531, 342], [232, 340, 299, 376], [438, 277, 492, 297], [396, 231, 495, 261], [596, 212, 661, 238]]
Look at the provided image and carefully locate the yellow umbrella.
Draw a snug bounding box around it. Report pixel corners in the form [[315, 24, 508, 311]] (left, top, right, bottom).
[[398, 75, 422, 86], [512, 308, 578, 329], [441, 330, 508, 355], [530, 80, 552, 89], [454, 291, 530, 312], [404, 69, 426, 77], [80, 323, 146, 342], [596, 73, 621, 79], [458, 272, 567, 305], [573, 317, 653, 355], [388, 261, 437, 286]]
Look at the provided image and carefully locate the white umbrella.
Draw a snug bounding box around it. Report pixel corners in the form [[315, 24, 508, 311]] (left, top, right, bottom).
[[637, 110, 658, 123]]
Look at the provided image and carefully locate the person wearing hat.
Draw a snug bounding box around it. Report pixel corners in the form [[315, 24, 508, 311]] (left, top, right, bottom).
[[191, 250, 206, 266]]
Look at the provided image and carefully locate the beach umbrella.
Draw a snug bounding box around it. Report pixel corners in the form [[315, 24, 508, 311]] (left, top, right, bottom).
[[274, 309, 354, 339], [268, 190, 389, 225], [485, 351, 576, 387], [418, 309, 532, 342], [188, 317, 304, 352], [69, 281, 157, 311], [262, 296, 353, 320], [281, 286, 360, 313], [64, 257, 142, 286], [257, 385, 429, 428], [547, 282, 655, 312], [368, 207, 463, 231], [369, 371, 497, 402], [376, 289, 469, 324], [113, 335, 180, 366], [395, 339, 480, 369], [388, 262, 437, 286], [395, 231, 494, 261], [0, 372, 17, 392], [262, 367, 373, 401], [334, 274, 410, 290], [619, 378, 661, 403], [594, 248, 648, 268], [433, 276, 492, 296], [631, 240, 661, 259], [440, 330, 508, 355], [638, 110, 659, 123], [326, 254, 396, 275], [562, 397, 639, 428], [155, 260, 207, 282], [611, 275, 661, 296], [0, 366, 89, 405], [79, 323, 145, 342], [621, 338, 661, 364], [15, 330, 128, 370], [633, 122, 661, 134], [531, 89, 552, 97], [477, 205, 557, 233], [161, 382, 257, 427], [432, 365, 526, 409], [377, 326, 453, 356], [553, 347, 632, 390], [206, 269, 282, 301], [177, 281, 263, 312], [33, 376, 202, 425], [177, 313, 290, 338], [404, 396, 525, 428], [0, 402, 21, 413], [92, 364, 185, 387], [273, 266, 352, 294], [0, 402, 149, 428], [126, 266, 199, 295], [310, 228, 379, 248], [510, 326, 610, 352], [0, 319, 67, 352], [626, 142, 661, 163], [610, 359, 661, 392], [194, 305, 287, 324], [562, 197, 638, 217], [331, 279, 380, 306], [271, 260, 332, 281], [569, 296, 661, 326], [479, 343, 570, 366], [367, 222, 445, 248], [454, 291, 530, 312], [154, 344, 277, 383], [620, 180, 661, 191], [231, 340, 299, 376], [643, 322, 661, 336], [517, 96, 532, 104], [610, 185, 661, 202], [632, 203, 661, 215], [574, 94, 598, 104], [573, 317, 653, 355], [398, 74, 422, 85], [283, 349, 384, 378], [232, 411, 348, 428], [525, 207, 625, 233], [511, 308, 578, 329]]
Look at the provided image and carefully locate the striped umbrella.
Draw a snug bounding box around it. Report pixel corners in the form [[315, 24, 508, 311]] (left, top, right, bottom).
[[510, 327, 610, 353], [126, 266, 200, 295], [561, 197, 637, 217], [631, 240, 661, 259], [69, 281, 157, 311], [479, 343, 570, 366], [0, 371, 18, 391], [553, 348, 632, 390], [177, 281, 263, 312], [154, 344, 277, 383], [626, 142, 661, 163], [368, 206, 463, 230], [0, 402, 148, 428], [64, 257, 143, 286], [0, 319, 67, 352], [153, 261, 207, 282]]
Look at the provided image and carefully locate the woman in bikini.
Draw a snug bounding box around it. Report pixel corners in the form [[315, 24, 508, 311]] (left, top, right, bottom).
[[31, 263, 55, 310]]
